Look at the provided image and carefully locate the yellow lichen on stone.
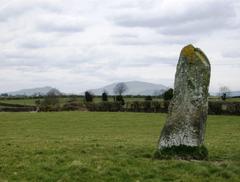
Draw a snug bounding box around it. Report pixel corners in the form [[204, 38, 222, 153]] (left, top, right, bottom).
[[195, 48, 210, 67], [196, 51, 208, 66], [181, 44, 195, 64]]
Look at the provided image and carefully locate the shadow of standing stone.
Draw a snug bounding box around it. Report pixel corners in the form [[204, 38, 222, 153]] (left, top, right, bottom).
[[155, 44, 211, 160]]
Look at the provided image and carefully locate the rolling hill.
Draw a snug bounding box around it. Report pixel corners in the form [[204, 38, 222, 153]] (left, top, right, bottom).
[[88, 81, 168, 96], [6, 86, 55, 96]]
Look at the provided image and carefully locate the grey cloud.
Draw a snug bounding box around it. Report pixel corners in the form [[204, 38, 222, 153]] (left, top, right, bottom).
[[0, 53, 45, 68], [70, 58, 176, 85], [222, 51, 240, 59], [158, 19, 231, 35], [0, 0, 240, 93], [1, 50, 51, 68], [37, 21, 85, 33], [112, 35, 152, 46], [113, 0, 237, 35], [2, 52, 37, 60], [114, 39, 154, 46], [0, 1, 62, 22], [113, 37, 195, 46], [126, 56, 177, 67], [17, 40, 47, 49], [112, 33, 138, 38], [67, 53, 177, 78], [35, 13, 87, 34], [112, 32, 196, 46], [1, 48, 99, 72], [98, 55, 177, 68], [160, 37, 196, 45], [108, 1, 153, 9]]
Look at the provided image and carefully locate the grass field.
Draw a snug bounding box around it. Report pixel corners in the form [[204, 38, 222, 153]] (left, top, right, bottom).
[[0, 98, 38, 106], [0, 97, 164, 107], [0, 112, 240, 181], [208, 97, 240, 102], [0, 96, 239, 107]]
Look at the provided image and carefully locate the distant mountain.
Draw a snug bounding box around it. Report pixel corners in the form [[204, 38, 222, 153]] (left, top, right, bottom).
[[7, 86, 57, 96], [88, 81, 168, 96], [229, 91, 240, 97], [210, 91, 240, 97]]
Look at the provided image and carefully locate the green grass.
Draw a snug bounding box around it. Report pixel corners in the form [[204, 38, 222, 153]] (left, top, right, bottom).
[[154, 145, 209, 160], [0, 98, 74, 106], [0, 97, 164, 106], [0, 99, 38, 106], [1, 96, 239, 107], [0, 112, 240, 181], [209, 97, 240, 102], [228, 98, 240, 102]]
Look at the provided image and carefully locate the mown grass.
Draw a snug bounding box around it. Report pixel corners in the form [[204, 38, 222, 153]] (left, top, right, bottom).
[[0, 112, 240, 181]]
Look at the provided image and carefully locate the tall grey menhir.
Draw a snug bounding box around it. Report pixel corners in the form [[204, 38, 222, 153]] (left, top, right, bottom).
[[158, 44, 211, 149]]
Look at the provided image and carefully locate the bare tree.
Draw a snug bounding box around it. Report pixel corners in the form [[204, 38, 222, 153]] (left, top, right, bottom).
[[40, 88, 61, 111], [47, 88, 62, 96], [113, 82, 128, 95], [219, 86, 231, 100]]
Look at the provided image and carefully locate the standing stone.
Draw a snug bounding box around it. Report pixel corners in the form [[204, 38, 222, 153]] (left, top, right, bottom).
[[156, 44, 211, 159]]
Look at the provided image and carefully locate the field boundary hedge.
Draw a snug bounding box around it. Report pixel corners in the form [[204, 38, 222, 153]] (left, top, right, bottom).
[[208, 101, 240, 115], [82, 101, 240, 115], [0, 102, 32, 107], [0, 102, 36, 112], [1, 100, 240, 115]]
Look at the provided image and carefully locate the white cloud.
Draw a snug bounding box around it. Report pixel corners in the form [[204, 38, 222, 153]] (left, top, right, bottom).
[[0, 0, 240, 93]]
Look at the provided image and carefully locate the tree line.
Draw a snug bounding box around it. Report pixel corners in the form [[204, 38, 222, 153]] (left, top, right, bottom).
[[37, 82, 174, 111]]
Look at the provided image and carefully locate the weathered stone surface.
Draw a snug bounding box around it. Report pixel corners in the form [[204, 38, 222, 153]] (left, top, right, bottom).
[[158, 44, 211, 150]]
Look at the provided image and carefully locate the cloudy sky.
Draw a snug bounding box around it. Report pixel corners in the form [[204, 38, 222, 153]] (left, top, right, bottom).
[[0, 0, 240, 93]]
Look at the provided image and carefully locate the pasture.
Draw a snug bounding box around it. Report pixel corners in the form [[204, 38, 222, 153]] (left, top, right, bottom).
[[0, 112, 240, 181], [0, 96, 240, 107], [0, 96, 164, 107]]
